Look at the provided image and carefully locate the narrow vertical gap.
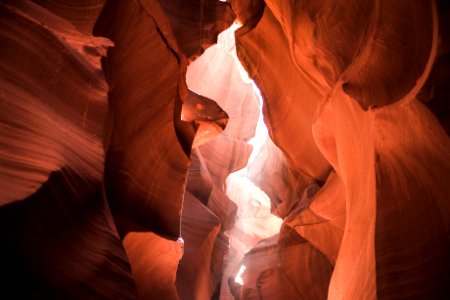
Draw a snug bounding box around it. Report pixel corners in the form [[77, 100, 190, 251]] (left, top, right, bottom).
[[186, 23, 282, 299]]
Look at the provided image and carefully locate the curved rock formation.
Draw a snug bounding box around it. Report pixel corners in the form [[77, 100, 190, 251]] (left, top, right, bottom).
[[1, 0, 450, 299], [94, 0, 193, 238], [0, 1, 136, 298], [0, 0, 110, 204], [1, 0, 230, 298], [234, 0, 450, 299], [230, 227, 333, 300], [157, 0, 235, 60], [177, 24, 262, 300]]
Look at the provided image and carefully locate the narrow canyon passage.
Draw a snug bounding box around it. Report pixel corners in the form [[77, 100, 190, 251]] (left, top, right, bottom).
[[181, 23, 282, 299], [1, 1, 450, 300], [184, 24, 283, 299]]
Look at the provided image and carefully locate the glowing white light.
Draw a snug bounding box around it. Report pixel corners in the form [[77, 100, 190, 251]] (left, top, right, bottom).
[[184, 23, 283, 291], [216, 22, 269, 165], [175, 237, 185, 259], [247, 88, 267, 166], [234, 265, 246, 285], [220, 21, 282, 252]]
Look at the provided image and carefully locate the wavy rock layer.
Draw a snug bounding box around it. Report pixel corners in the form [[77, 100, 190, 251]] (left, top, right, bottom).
[[235, 1, 450, 299], [248, 137, 316, 219], [177, 192, 221, 300], [94, 0, 193, 239], [1, 0, 450, 299], [1, 0, 230, 298], [0, 0, 109, 204], [157, 0, 235, 60], [230, 228, 332, 299], [30, 0, 105, 34], [0, 1, 136, 298]]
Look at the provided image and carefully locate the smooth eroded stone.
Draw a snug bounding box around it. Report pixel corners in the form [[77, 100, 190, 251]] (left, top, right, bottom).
[[286, 171, 345, 264], [31, 0, 106, 34], [248, 137, 311, 219], [236, 6, 331, 181], [0, 1, 109, 204], [94, 0, 193, 238], [373, 99, 450, 298], [264, 0, 437, 109], [123, 231, 183, 299], [231, 228, 332, 300], [177, 192, 221, 300], [157, 0, 235, 59]]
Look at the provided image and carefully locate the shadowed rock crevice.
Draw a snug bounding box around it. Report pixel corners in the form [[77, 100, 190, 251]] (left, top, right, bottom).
[[0, 169, 137, 299]]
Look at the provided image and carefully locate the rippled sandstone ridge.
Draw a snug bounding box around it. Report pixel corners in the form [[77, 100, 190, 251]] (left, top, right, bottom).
[[0, 0, 449, 299]]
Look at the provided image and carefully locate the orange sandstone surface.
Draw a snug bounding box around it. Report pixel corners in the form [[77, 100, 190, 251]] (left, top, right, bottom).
[[1, 0, 449, 299]]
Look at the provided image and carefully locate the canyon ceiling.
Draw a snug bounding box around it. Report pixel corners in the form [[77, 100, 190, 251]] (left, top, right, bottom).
[[0, 0, 449, 299]]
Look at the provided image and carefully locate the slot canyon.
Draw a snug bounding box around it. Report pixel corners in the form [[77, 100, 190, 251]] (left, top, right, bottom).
[[1, 0, 450, 299]]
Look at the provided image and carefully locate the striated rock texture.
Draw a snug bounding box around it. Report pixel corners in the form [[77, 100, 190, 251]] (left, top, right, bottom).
[[0, 0, 137, 298], [94, 0, 193, 296], [230, 228, 333, 300], [248, 137, 319, 219], [1, 0, 450, 299], [157, 0, 235, 60], [94, 0, 193, 240], [1, 0, 230, 298], [0, 0, 110, 205], [233, 0, 450, 299]]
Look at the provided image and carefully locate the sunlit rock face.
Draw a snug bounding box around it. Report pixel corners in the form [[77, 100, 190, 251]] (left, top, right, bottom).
[[230, 227, 333, 299], [1, 0, 450, 299], [235, 0, 450, 299], [247, 137, 318, 219]]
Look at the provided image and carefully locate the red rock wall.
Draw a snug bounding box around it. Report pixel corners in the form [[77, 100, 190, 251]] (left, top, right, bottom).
[[0, 1, 137, 298], [0, 0, 231, 298], [233, 0, 450, 299], [1, 0, 450, 299]]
